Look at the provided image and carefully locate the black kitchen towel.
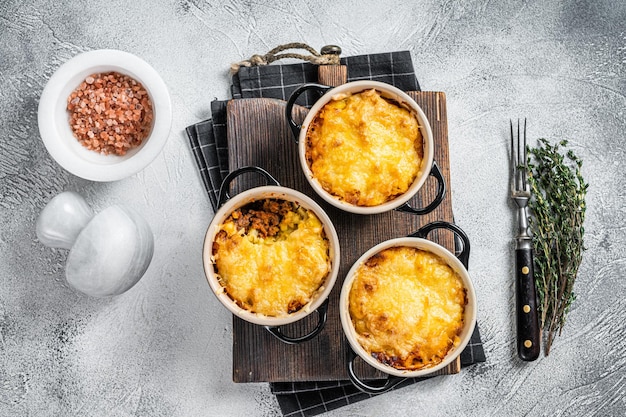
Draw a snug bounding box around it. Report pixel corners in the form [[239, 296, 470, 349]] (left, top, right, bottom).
[[185, 50, 486, 417], [272, 325, 485, 417], [231, 51, 420, 100], [185, 100, 228, 210]]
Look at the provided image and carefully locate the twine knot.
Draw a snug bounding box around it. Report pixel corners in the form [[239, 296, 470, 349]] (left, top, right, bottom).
[[230, 43, 341, 74]]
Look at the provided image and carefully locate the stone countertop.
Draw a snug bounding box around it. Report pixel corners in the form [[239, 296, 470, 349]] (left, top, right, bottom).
[[1, 0, 624, 416]]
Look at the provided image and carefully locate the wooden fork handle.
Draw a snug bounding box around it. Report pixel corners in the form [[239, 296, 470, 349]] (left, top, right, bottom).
[[516, 246, 541, 361]]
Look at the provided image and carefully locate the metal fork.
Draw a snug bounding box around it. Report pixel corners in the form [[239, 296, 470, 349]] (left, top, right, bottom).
[[510, 118, 540, 361], [511, 119, 531, 237]]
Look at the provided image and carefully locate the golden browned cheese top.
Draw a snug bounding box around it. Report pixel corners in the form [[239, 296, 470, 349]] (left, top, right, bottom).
[[349, 247, 467, 370], [212, 199, 331, 317], [306, 89, 423, 206]]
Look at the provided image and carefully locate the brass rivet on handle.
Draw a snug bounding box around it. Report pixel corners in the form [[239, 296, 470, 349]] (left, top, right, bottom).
[[524, 340, 533, 348], [523, 305, 531, 313], [522, 266, 529, 274]]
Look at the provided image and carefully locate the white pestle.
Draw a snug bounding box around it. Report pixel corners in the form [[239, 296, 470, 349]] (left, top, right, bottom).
[[36, 191, 154, 297], [36, 191, 93, 250]]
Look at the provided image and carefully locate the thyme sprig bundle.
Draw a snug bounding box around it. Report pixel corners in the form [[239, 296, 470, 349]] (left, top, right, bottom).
[[527, 138, 588, 355]]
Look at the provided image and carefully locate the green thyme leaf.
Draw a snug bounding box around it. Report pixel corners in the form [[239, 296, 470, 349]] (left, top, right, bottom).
[[527, 139, 587, 355]]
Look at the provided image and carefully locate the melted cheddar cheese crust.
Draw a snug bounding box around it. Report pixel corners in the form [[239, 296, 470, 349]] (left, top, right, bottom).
[[349, 247, 467, 370], [306, 89, 423, 206], [212, 199, 330, 317]]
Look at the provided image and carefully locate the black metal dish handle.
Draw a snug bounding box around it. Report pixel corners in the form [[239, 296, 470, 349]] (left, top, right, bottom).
[[285, 83, 332, 142], [516, 247, 541, 361], [409, 221, 471, 269], [264, 298, 329, 345], [346, 347, 405, 394], [395, 161, 446, 216], [217, 166, 280, 207]]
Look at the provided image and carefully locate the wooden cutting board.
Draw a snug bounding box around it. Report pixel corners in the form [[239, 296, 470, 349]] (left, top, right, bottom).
[[226, 91, 458, 382]]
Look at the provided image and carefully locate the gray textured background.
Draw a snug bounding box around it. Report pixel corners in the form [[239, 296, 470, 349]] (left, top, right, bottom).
[[1, 0, 625, 416]]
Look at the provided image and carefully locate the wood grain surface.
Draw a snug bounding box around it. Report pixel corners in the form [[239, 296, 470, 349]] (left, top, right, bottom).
[[226, 92, 459, 382], [317, 64, 348, 87]]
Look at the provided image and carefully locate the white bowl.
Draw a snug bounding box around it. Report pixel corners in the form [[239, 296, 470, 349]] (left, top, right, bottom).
[[287, 80, 436, 215], [340, 230, 477, 381], [203, 183, 340, 328], [38, 49, 172, 181]]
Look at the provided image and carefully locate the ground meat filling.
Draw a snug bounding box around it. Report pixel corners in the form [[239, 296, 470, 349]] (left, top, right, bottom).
[[226, 199, 294, 239]]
